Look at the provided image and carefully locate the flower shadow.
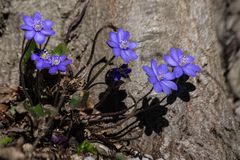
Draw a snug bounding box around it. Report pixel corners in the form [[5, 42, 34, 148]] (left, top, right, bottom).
[[96, 87, 127, 115], [167, 75, 196, 104], [136, 97, 169, 136]]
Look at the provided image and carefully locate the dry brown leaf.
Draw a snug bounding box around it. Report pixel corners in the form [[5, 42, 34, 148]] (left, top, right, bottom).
[[0, 84, 19, 104]]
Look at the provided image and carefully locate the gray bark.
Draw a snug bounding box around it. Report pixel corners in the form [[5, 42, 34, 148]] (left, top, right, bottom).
[[0, 0, 240, 159]]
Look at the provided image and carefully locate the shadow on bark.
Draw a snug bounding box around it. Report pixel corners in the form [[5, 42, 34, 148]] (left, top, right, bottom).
[[137, 97, 169, 136], [167, 75, 196, 104]]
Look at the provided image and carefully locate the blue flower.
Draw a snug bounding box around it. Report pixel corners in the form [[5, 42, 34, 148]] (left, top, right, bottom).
[[107, 28, 138, 63], [112, 64, 132, 81], [163, 48, 201, 78], [143, 59, 177, 95], [31, 50, 51, 70], [20, 11, 55, 44], [48, 55, 72, 74]]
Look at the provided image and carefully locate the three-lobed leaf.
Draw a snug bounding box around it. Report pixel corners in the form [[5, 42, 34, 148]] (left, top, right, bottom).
[[51, 43, 70, 55], [0, 136, 13, 147], [23, 40, 37, 65], [28, 104, 45, 118], [76, 140, 97, 155]]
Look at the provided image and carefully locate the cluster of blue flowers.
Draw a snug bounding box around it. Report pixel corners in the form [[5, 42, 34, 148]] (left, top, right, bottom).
[[107, 29, 200, 95], [31, 50, 72, 74], [20, 12, 72, 74], [20, 12, 200, 94]]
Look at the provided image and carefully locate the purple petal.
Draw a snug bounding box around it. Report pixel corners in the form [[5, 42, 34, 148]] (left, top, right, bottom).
[[185, 63, 200, 72], [176, 48, 183, 58], [20, 24, 33, 31], [191, 64, 201, 72], [36, 60, 44, 70], [31, 53, 40, 61], [173, 66, 183, 78], [112, 48, 121, 57], [161, 80, 177, 90], [49, 66, 58, 74], [164, 72, 175, 80], [184, 55, 194, 64], [34, 32, 46, 44], [58, 65, 66, 72], [169, 48, 179, 62], [151, 59, 158, 76], [23, 16, 33, 26], [163, 55, 178, 66], [120, 50, 129, 63], [182, 65, 196, 77], [109, 32, 118, 43], [160, 83, 171, 95], [153, 83, 162, 93], [183, 64, 200, 77], [128, 42, 137, 49], [173, 67, 183, 78], [125, 50, 138, 61], [123, 31, 130, 40], [117, 28, 125, 41], [107, 40, 118, 48], [41, 29, 55, 36], [42, 61, 51, 68], [157, 64, 168, 74], [59, 55, 66, 61], [142, 66, 154, 76], [148, 76, 158, 84], [33, 12, 41, 21], [24, 31, 35, 40], [42, 20, 53, 29], [63, 59, 72, 65]]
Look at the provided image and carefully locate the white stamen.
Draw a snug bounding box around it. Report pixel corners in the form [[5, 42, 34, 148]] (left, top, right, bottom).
[[33, 21, 42, 31], [120, 40, 128, 49], [180, 56, 187, 66], [158, 73, 164, 81]]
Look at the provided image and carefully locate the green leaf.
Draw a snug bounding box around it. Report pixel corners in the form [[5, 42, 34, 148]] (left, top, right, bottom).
[[51, 43, 70, 55], [23, 40, 37, 65], [70, 91, 89, 108], [0, 136, 13, 147], [28, 104, 45, 118], [76, 140, 97, 155], [8, 105, 16, 117]]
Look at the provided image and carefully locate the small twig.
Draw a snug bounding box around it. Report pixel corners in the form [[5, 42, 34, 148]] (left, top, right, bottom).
[[84, 56, 115, 90], [88, 82, 106, 89], [105, 119, 138, 138], [74, 24, 117, 78], [42, 37, 50, 51], [87, 57, 107, 83], [82, 87, 153, 120], [99, 95, 167, 130], [21, 38, 26, 53], [36, 71, 42, 103], [19, 39, 33, 105]]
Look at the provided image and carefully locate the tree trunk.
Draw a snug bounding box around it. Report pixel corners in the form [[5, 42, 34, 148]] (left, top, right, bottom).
[[0, 0, 240, 159]]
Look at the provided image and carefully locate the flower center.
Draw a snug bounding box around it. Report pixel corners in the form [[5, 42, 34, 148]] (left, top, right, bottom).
[[40, 51, 49, 60], [52, 59, 60, 65], [120, 40, 128, 49], [33, 21, 42, 31], [157, 73, 164, 81], [180, 56, 187, 66]]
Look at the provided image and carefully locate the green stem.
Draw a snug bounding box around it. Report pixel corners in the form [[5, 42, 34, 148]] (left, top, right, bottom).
[[84, 56, 115, 90], [42, 37, 50, 51], [19, 39, 33, 105]]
